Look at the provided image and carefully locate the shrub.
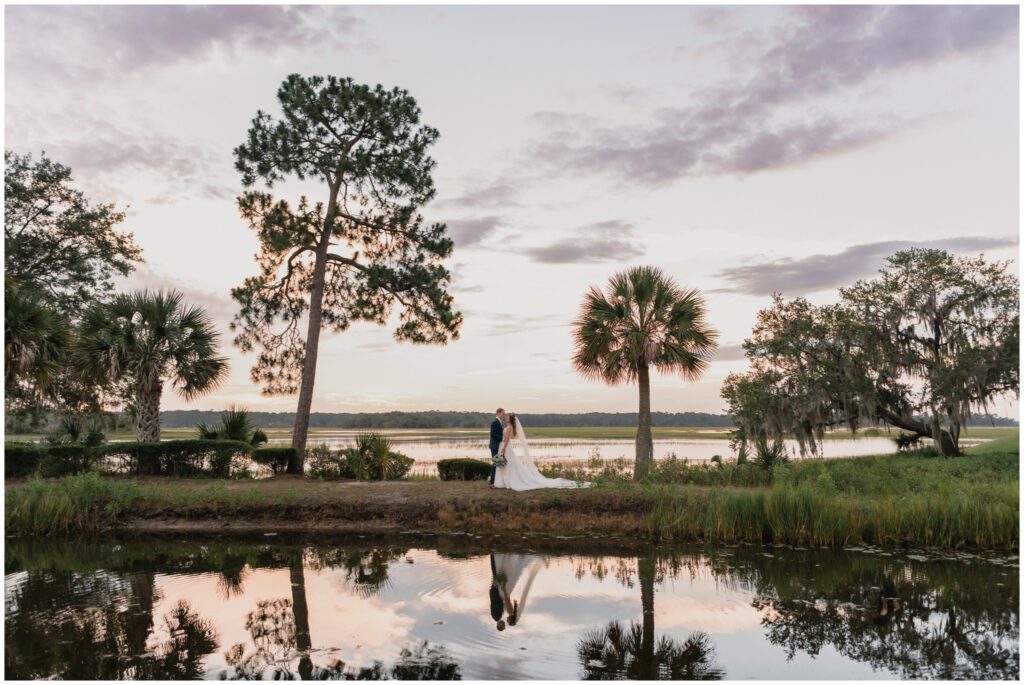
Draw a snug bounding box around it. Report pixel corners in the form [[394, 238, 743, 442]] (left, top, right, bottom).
[[252, 447, 296, 475], [306, 445, 348, 480], [197, 406, 269, 446], [39, 445, 101, 477], [5, 443, 43, 478], [438, 458, 492, 481], [345, 433, 414, 480], [752, 437, 789, 471], [103, 440, 253, 477], [893, 432, 922, 451]]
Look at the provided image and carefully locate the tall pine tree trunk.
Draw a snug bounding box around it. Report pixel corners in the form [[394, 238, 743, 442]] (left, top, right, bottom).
[[135, 381, 162, 442], [290, 230, 332, 467], [634, 363, 654, 480], [290, 551, 313, 679]]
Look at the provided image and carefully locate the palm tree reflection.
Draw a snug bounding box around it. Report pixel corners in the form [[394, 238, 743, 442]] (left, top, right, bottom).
[[575, 554, 724, 680], [578, 622, 722, 680]]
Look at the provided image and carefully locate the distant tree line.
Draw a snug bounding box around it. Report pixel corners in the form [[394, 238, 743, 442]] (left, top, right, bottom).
[[154, 410, 1017, 431], [158, 410, 737, 430]]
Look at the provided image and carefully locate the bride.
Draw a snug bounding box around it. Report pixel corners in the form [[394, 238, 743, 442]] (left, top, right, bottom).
[[494, 413, 589, 490]]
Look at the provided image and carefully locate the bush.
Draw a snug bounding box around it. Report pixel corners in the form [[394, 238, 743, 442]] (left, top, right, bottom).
[[752, 437, 789, 471], [103, 440, 253, 477], [39, 445, 101, 477], [5, 443, 43, 478], [345, 433, 414, 480], [306, 445, 348, 479], [438, 458, 492, 481], [251, 447, 296, 475], [893, 432, 922, 451]]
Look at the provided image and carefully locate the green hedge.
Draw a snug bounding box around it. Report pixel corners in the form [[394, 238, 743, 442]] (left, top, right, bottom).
[[251, 447, 296, 475], [437, 458, 492, 481], [103, 440, 253, 477], [5, 443, 43, 478], [40, 445, 102, 478]]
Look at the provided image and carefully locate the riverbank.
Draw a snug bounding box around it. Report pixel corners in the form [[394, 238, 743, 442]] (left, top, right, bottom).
[[7, 438, 1018, 548]]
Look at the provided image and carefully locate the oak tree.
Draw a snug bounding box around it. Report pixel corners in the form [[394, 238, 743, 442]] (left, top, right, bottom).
[[722, 249, 1019, 456]]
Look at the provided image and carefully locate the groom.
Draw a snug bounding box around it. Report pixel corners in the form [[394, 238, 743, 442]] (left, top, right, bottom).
[[488, 408, 505, 487]]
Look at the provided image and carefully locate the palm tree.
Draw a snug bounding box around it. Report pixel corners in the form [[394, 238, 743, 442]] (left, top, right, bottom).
[[573, 266, 717, 479], [75, 290, 228, 442]]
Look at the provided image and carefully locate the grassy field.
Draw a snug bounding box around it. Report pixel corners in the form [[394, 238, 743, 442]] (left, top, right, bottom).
[[6, 425, 1017, 442], [6, 434, 1018, 548]]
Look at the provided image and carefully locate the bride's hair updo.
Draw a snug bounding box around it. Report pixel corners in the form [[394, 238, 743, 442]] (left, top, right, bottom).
[[507, 412, 517, 437]]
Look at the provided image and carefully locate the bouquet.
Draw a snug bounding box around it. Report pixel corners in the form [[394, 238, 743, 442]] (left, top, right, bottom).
[[493, 452, 508, 467]]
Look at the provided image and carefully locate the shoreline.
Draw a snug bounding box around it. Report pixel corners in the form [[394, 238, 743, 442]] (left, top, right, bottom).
[[7, 454, 1019, 549]]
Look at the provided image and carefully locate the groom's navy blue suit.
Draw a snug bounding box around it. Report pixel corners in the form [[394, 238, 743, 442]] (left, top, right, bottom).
[[489, 417, 503, 484]]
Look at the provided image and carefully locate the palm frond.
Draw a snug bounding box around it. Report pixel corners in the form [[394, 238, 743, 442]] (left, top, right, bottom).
[[572, 267, 718, 386]]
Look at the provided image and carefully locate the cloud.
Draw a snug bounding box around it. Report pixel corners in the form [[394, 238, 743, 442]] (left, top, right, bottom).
[[520, 220, 645, 264], [529, 5, 1017, 183], [436, 182, 520, 209], [5, 5, 364, 82], [712, 343, 747, 362], [445, 216, 502, 246], [716, 236, 1020, 296], [480, 314, 571, 337], [118, 265, 237, 323], [9, 112, 235, 204]]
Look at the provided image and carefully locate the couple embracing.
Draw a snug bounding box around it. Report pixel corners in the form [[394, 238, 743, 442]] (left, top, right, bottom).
[[488, 408, 588, 490]]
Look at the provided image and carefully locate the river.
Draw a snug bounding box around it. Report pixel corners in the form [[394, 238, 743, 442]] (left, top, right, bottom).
[[5, 535, 1017, 680]]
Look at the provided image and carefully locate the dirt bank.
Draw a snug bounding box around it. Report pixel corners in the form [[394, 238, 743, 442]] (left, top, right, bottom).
[[107, 476, 653, 537]]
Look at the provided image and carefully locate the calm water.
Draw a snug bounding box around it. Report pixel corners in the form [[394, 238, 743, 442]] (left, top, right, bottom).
[[268, 431, 985, 475], [5, 536, 1018, 680]]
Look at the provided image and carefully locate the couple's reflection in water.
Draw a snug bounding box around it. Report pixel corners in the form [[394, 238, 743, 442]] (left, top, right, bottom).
[[4, 538, 1018, 680], [489, 552, 543, 632]]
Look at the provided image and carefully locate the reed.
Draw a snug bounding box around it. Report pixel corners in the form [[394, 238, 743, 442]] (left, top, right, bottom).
[[6, 444, 1018, 548]]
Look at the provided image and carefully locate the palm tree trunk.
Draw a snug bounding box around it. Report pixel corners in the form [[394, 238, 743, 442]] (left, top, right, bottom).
[[639, 554, 656, 680], [290, 551, 313, 679], [135, 382, 162, 442], [290, 241, 330, 467], [635, 363, 654, 480]]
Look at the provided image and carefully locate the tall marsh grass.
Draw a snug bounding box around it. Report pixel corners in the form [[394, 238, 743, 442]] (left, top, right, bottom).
[[6, 473, 141, 535], [6, 444, 1018, 548]]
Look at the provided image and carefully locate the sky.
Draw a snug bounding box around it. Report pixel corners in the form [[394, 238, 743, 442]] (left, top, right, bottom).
[[4, 4, 1020, 416]]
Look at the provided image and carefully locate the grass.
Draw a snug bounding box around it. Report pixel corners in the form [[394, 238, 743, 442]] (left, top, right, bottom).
[[5, 435, 1018, 549]]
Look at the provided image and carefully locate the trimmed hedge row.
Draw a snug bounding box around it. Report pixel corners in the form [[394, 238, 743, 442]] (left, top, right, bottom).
[[250, 447, 296, 475], [437, 458, 492, 481], [105, 440, 253, 477], [5, 441, 300, 479], [5, 443, 44, 478]]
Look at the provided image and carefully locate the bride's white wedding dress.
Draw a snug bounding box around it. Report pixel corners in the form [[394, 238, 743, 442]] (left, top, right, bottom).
[[492, 553, 547, 624], [494, 417, 589, 491]]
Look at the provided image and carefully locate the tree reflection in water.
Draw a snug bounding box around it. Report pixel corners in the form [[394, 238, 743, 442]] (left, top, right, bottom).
[[221, 546, 461, 680], [4, 537, 1017, 680], [578, 622, 722, 680], [574, 554, 724, 680], [714, 550, 1021, 679]]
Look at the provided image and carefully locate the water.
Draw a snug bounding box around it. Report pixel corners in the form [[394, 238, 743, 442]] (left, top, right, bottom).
[[5, 535, 1018, 680], [268, 431, 985, 476]]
